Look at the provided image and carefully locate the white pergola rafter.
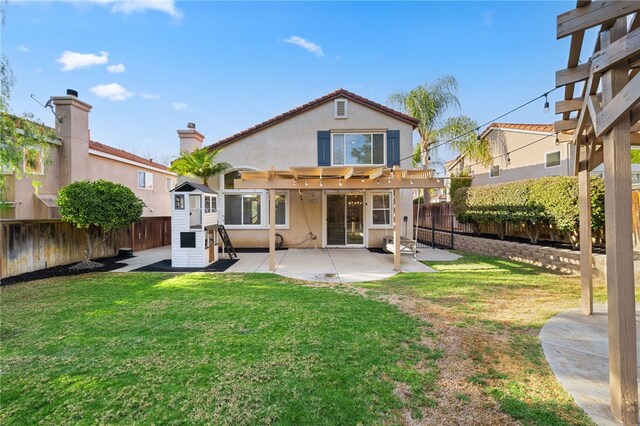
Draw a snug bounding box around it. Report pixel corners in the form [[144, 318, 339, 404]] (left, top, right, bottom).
[[234, 166, 444, 273], [555, 2, 639, 424]]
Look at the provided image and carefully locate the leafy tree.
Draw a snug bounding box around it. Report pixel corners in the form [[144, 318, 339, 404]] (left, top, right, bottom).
[[168, 147, 231, 186], [0, 2, 55, 206], [631, 149, 640, 164], [388, 75, 492, 167], [449, 168, 472, 198], [57, 180, 144, 265]]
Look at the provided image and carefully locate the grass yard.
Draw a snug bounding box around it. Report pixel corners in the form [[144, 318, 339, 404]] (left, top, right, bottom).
[[1, 273, 439, 425], [356, 253, 608, 425], [1, 253, 614, 424]]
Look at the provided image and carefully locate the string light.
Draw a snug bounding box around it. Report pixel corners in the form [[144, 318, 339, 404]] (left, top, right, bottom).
[[338, 177, 342, 186], [543, 93, 550, 113], [377, 178, 380, 185], [304, 180, 308, 186], [555, 133, 560, 145], [360, 175, 365, 183], [292, 178, 296, 186], [395, 87, 559, 165], [319, 179, 323, 187], [506, 154, 511, 165]]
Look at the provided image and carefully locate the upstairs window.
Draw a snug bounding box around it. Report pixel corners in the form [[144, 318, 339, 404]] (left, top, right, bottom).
[[545, 151, 561, 168], [166, 177, 176, 191], [138, 171, 153, 189], [334, 99, 348, 118], [332, 133, 384, 165], [490, 165, 500, 178]]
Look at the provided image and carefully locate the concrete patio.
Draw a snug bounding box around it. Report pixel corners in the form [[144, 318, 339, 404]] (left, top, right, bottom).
[[540, 304, 640, 426], [112, 246, 459, 283]]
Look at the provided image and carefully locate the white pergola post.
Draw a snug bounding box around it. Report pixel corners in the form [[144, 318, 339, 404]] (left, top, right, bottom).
[[393, 188, 401, 272], [578, 143, 593, 315], [269, 188, 276, 272]]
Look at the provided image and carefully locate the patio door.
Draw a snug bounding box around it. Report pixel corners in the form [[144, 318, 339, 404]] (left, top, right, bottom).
[[326, 193, 364, 246]]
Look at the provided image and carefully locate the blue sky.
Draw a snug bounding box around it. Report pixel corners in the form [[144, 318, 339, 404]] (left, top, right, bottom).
[[4, 1, 579, 165]]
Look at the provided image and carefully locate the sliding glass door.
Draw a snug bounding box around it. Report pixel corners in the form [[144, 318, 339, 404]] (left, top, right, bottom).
[[326, 193, 364, 246]]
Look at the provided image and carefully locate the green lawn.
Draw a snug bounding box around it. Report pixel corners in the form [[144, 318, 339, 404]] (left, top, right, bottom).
[[1, 273, 440, 425], [1, 254, 609, 424]]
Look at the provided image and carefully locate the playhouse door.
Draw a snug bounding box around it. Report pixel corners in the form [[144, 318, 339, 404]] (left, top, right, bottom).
[[208, 230, 216, 263]]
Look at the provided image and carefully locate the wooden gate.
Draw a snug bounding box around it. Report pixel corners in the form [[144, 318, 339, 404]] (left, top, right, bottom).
[[131, 217, 171, 251]]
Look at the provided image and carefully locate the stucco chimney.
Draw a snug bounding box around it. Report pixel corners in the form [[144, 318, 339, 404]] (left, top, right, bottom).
[[177, 123, 204, 153], [52, 89, 92, 187]]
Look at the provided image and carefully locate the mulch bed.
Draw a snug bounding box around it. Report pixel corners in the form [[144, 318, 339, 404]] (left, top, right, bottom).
[[1, 255, 129, 286], [132, 259, 237, 273]]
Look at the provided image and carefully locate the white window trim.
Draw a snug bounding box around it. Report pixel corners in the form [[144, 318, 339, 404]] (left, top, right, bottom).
[[222, 192, 266, 229], [489, 165, 500, 178], [544, 150, 562, 169], [331, 132, 386, 166], [270, 191, 290, 230], [368, 191, 394, 229], [138, 170, 153, 190], [334, 98, 348, 119], [166, 177, 176, 191]]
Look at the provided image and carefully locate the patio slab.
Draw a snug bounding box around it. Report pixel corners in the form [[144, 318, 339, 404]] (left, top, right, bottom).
[[112, 246, 452, 283], [111, 246, 171, 272], [415, 248, 461, 262], [540, 304, 640, 426]]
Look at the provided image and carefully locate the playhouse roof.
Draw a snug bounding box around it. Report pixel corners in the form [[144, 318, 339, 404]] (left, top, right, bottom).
[[170, 181, 217, 194]]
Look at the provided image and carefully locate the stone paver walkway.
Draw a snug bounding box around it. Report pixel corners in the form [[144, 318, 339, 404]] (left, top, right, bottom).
[[540, 304, 640, 426]]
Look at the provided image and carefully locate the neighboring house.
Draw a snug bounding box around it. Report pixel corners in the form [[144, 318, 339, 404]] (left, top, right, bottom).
[[445, 122, 640, 188], [176, 89, 425, 249], [2, 90, 177, 220]]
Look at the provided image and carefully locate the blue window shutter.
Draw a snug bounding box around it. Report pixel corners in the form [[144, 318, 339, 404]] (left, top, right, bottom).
[[317, 131, 331, 166], [387, 130, 400, 167]]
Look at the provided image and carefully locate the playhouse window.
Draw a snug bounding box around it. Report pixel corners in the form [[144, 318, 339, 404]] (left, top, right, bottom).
[[175, 194, 185, 210]]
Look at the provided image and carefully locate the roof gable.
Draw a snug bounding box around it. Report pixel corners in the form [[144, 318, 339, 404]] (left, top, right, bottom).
[[171, 181, 216, 193], [207, 89, 418, 151]]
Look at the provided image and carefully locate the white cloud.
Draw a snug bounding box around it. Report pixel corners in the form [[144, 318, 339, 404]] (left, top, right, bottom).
[[172, 102, 187, 111], [111, 0, 182, 18], [140, 92, 160, 100], [90, 83, 134, 101], [107, 63, 126, 73], [16, 44, 29, 53], [56, 50, 109, 71], [59, 0, 182, 18], [282, 36, 324, 57]]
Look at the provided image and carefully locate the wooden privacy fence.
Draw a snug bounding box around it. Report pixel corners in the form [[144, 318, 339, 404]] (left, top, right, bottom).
[[131, 216, 171, 251], [1, 216, 171, 279]]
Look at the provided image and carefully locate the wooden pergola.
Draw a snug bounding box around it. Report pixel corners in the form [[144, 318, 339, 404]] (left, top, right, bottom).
[[555, 1, 640, 423], [234, 166, 443, 273]]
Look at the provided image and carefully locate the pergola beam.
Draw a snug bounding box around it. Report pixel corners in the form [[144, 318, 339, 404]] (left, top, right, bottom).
[[557, 1, 640, 39], [595, 71, 640, 136], [592, 27, 640, 75], [234, 178, 443, 190], [556, 62, 592, 87]]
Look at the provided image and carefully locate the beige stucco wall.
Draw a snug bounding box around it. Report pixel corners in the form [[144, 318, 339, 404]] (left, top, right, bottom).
[[88, 153, 174, 217], [469, 129, 575, 186], [3, 94, 176, 220], [204, 98, 416, 248]]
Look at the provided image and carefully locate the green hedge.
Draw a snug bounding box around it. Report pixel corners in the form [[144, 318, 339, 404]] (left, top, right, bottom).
[[452, 176, 605, 244]]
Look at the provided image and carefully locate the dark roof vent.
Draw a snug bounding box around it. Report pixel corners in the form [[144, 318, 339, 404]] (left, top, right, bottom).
[[187, 122, 196, 129], [66, 89, 78, 97]]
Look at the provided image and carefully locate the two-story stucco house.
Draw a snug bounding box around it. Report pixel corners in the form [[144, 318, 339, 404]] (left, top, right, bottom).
[[175, 89, 441, 265], [445, 122, 640, 189], [2, 90, 177, 220]]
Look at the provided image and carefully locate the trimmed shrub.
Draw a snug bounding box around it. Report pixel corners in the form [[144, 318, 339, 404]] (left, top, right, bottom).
[[452, 175, 605, 245]]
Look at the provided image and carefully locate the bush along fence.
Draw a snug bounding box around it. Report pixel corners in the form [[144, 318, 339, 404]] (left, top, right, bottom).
[[451, 176, 606, 248]]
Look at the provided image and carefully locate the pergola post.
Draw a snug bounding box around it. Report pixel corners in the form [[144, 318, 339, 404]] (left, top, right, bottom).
[[393, 188, 401, 272], [578, 143, 593, 315], [269, 189, 276, 272], [601, 20, 638, 425]]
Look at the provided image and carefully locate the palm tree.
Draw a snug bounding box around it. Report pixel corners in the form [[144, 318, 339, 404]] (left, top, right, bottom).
[[169, 147, 231, 186], [388, 75, 492, 168]]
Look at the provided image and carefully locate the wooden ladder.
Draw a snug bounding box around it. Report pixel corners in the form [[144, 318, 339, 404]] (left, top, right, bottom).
[[217, 225, 238, 259]]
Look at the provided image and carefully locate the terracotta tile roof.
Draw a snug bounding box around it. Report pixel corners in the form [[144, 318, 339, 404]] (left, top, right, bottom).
[[89, 140, 170, 171], [207, 88, 419, 151]]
